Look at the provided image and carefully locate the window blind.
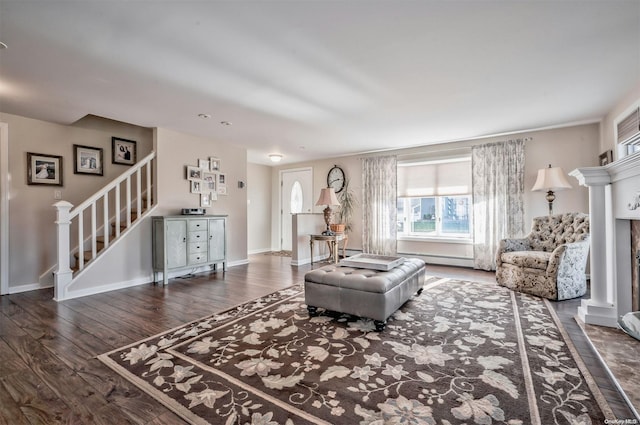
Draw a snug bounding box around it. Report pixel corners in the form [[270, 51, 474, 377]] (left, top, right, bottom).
[[617, 107, 640, 144], [397, 158, 471, 197]]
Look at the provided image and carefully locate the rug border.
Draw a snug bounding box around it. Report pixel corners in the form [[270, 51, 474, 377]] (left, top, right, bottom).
[[543, 299, 616, 421], [98, 284, 302, 358]]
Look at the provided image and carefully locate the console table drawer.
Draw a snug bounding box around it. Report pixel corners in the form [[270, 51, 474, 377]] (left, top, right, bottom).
[[188, 219, 207, 232], [189, 252, 208, 264], [188, 242, 207, 254], [189, 230, 207, 242]]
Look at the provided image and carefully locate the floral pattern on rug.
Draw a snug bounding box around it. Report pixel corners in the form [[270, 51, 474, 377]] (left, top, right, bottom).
[[99, 279, 612, 425]]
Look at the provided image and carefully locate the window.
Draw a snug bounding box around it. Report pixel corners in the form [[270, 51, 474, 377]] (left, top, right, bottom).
[[397, 156, 472, 239]]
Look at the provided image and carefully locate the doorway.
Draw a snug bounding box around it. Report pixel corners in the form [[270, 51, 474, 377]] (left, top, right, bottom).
[[280, 168, 313, 251]]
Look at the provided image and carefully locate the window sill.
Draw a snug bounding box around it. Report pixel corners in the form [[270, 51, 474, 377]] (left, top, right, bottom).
[[397, 235, 472, 244]]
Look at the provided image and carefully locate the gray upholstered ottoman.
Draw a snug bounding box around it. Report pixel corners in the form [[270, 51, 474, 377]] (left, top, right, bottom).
[[304, 258, 426, 331]]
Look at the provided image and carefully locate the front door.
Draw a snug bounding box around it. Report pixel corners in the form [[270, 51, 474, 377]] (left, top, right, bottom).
[[280, 168, 313, 251]]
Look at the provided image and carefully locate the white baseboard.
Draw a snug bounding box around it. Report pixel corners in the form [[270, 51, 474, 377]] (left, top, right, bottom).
[[248, 248, 272, 255], [57, 275, 153, 301], [9, 282, 54, 294], [398, 251, 474, 268]]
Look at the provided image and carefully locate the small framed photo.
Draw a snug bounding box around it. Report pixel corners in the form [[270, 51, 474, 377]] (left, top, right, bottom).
[[27, 152, 63, 186], [210, 157, 221, 172], [210, 190, 218, 201], [599, 150, 613, 166], [218, 172, 226, 186], [191, 180, 202, 194], [112, 137, 137, 165], [73, 144, 103, 176], [203, 172, 217, 192], [201, 192, 211, 208], [198, 159, 210, 170], [217, 185, 228, 195], [187, 165, 202, 180]]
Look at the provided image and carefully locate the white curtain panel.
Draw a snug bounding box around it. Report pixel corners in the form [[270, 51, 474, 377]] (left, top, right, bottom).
[[472, 139, 526, 271], [362, 155, 397, 255]]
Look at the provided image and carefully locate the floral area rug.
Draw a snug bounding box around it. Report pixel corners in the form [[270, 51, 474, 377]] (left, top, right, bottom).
[[98, 277, 614, 425]]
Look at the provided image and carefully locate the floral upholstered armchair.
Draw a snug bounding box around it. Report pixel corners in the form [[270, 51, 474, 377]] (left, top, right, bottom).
[[495, 213, 590, 300]]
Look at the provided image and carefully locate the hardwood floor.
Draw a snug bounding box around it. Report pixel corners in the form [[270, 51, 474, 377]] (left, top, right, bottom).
[[0, 255, 634, 424]]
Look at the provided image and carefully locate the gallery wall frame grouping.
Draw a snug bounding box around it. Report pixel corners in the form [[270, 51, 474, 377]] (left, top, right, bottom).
[[185, 156, 227, 207], [27, 136, 139, 188]]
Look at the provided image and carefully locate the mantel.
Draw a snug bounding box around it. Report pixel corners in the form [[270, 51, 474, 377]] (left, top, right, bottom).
[[570, 150, 640, 186], [570, 151, 640, 328]]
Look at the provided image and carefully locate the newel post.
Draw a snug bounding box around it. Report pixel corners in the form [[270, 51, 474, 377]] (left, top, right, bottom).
[[53, 200, 74, 300]]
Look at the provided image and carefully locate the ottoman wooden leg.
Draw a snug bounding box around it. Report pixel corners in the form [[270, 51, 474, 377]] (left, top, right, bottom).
[[374, 320, 386, 332], [417, 288, 424, 295], [307, 306, 318, 317]]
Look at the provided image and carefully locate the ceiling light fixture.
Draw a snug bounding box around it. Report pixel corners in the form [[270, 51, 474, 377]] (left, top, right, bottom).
[[198, 113, 211, 119], [269, 154, 283, 163], [220, 121, 232, 126], [0, 42, 7, 50]]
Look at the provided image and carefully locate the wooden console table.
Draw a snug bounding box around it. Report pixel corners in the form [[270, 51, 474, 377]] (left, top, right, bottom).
[[309, 233, 348, 265]]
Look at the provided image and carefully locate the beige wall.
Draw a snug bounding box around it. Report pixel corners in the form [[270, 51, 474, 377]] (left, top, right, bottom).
[[601, 80, 640, 159], [270, 122, 599, 263], [154, 127, 248, 264], [270, 155, 362, 251], [248, 163, 272, 253], [0, 112, 153, 290]]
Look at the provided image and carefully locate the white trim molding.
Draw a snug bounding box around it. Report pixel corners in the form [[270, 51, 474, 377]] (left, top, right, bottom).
[[570, 152, 640, 327]]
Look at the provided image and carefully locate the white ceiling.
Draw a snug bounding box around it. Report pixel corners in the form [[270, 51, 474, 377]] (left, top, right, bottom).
[[0, 1, 639, 165]]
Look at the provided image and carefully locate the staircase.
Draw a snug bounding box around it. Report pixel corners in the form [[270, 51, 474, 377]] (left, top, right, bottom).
[[71, 203, 147, 270], [53, 151, 157, 300]]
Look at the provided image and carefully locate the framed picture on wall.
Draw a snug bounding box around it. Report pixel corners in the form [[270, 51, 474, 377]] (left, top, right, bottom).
[[210, 157, 221, 172], [201, 192, 212, 208], [112, 137, 137, 165], [27, 152, 63, 186], [198, 159, 210, 170], [187, 165, 202, 180], [203, 172, 216, 192], [73, 144, 103, 176], [191, 180, 203, 194], [599, 150, 613, 166]]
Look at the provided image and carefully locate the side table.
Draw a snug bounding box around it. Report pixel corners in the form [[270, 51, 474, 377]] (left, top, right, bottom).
[[310, 233, 347, 265]]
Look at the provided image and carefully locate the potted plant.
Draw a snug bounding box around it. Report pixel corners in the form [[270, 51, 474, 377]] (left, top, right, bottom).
[[331, 178, 358, 234]]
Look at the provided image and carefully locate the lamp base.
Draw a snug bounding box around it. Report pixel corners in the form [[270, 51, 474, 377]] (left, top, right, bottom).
[[546, 190, 556, 215], [322, 206, 334, 236]]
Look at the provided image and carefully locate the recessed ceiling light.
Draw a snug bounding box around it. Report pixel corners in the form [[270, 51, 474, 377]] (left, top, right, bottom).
[[269, 154, 283, 163], [220, 121, 232, 126], [198, 113, 211, 119], [0, 42, 7, 50]]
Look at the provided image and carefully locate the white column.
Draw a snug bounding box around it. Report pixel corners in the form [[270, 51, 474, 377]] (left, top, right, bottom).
[[569, 168, 619, 327], [53, 200, 74, 301]]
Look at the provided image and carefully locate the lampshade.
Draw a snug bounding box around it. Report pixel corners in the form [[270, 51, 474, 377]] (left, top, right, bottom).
[[315, 187, 340, 206], [531, 165, 572, 192]]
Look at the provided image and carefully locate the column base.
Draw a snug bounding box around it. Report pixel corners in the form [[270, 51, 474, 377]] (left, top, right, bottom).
[[577, 298, 619, 328]]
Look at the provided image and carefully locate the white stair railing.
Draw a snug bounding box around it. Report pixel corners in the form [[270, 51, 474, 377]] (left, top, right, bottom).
[[53, 151, 156, 299]]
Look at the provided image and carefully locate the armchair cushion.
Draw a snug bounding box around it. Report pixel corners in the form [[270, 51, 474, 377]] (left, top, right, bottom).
[[500, 250, 552, 270], [496, 213, 590, 300]]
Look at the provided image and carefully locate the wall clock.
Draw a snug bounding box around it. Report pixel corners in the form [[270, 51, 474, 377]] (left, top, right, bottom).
[[327, 165, 345, 193]]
